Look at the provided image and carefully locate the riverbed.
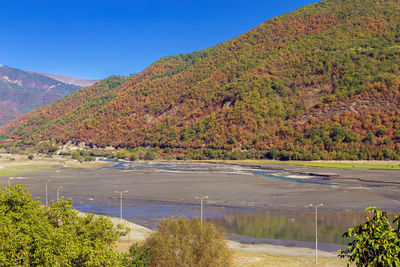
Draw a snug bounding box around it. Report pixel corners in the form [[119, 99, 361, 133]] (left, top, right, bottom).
[[1, 159, 399, 251]]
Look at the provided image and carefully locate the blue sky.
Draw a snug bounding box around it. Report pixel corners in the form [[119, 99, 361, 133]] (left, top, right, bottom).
[[0, 0, 319, 79]]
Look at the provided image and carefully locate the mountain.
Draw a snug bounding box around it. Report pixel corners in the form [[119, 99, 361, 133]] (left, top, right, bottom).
[[29, 72, 101, 87], [1, 0, 400, 160], [0, 65, 80, 126]]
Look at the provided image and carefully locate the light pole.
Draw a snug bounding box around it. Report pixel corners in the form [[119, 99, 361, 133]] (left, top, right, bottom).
[[45, 179, 51, 206], [115, 191, 128, 220], [195, 196, 208, 223], [56, 186, 63, 200], [309, 203, 323, 264]]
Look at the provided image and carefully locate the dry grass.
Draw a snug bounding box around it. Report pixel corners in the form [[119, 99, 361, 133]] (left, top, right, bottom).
[[116, 240, 134, 254], [201, 159, 400, 170], [0, 164, 52, 176], [116, 240, 347, 267], [67, 161, 114, 168], [232, 249, 346, 267]]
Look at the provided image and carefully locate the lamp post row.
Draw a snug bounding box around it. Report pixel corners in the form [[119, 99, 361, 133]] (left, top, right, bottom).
[[41, 181, 129, 222]]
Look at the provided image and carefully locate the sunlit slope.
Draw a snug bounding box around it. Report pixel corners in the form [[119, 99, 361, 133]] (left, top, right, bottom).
[[1, 76, 128, 141], [1, 0, 399, 158]]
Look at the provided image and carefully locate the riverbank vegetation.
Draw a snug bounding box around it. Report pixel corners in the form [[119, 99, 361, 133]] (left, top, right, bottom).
[[3, 141, 400, 172], [3, 140, 400, 164]]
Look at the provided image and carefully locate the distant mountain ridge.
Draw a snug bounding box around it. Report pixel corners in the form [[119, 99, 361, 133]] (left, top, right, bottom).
[[29, 72, 101, 87], [1, 0, 400, 160], [0, 65, 80, 126]]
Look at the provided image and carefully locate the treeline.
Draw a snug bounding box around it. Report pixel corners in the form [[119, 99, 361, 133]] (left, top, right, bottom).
[[2, 139, 399, 161]]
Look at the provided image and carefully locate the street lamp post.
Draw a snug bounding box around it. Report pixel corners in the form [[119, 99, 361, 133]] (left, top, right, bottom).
[[56, 186, 63, 200], [45, 179, 51, 206], [115, 191, 128, 220], [309, 203, 323, 264], [195, 196, 208, 223]]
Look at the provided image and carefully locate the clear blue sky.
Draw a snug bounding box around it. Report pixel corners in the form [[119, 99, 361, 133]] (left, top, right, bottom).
[[0, 0, 319, 79]]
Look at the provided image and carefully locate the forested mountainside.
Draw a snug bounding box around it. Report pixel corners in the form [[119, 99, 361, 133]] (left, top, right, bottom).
[[0, 65, 79, 126], [1, 0, 400, 160]]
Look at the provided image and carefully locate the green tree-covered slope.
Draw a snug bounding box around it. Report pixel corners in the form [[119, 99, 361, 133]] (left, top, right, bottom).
[[1, 0, 400, 159]]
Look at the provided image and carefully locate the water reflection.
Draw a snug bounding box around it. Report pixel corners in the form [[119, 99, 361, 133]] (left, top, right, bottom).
[[73, 198, 367, 249], [208, 210, 367, 245]]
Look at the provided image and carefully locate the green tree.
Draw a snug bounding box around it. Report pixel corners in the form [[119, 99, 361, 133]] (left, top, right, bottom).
[[339, 207, 400, 266], [144, 150, 156, 160], [123, 243, 151, 267], [0, 184, 127, 266], [71, 150, 84, 163], [142, 217, 232, 267]]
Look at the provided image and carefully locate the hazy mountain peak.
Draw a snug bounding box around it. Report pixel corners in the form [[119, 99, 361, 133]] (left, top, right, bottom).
[[31, 72, 101, 87], [0, 65, 80, 126]]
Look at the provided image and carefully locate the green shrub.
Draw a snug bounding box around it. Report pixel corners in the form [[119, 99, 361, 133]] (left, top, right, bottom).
[[129, 152, 139, 161], [71, 150, 84, 163], [163, 147, 172, 153], [0, 185, 128, 266], [144, 150, 156, 160], [376, 127, 388, 137], [142, 217, 232, 267], [339, 207, 400, 266], [123, 243, 151, 267], [117, 150, 130, 160]]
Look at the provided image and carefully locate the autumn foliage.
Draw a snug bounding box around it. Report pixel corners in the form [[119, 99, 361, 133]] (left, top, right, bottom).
[[1, 0, 400, 160]]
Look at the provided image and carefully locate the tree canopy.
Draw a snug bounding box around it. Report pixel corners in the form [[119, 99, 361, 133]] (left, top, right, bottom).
[[339, 207, 400, 266], [0, 184, 127, 266], [142, 216, 232, 267]]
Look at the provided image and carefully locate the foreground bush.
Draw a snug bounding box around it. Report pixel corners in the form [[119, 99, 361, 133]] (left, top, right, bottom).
[[339, 207, 400, 266], [123, 243, 151, 267], [142, 216, 232, 267], [0, 184, 127, 266]]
